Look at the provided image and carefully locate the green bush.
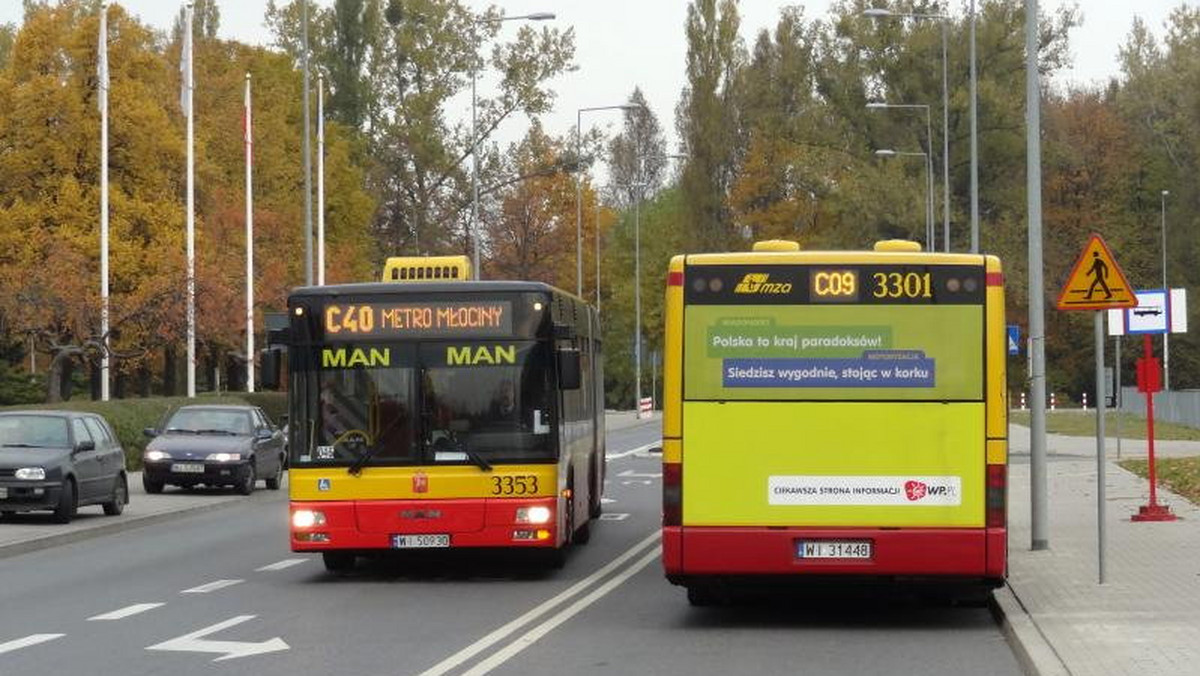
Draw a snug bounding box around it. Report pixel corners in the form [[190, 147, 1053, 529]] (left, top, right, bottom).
[[3, 392, 288, 470]]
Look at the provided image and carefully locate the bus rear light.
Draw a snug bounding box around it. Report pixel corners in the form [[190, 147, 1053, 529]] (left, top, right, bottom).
[[986, 464, 1006, 528], [668, 271, 684, 287], [663, 462, 682, 527]]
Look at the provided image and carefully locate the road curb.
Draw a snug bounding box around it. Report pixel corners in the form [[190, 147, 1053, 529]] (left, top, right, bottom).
[[991, 584, 1072, 676], [0, 496, 247, 562]]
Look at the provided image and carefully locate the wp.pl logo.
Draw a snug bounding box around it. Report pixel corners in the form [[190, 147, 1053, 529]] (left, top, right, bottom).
[[904, 480, 928, 501]]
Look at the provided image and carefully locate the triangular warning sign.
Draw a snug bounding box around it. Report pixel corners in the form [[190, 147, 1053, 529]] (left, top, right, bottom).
[[1056, 234, 1138, 311]]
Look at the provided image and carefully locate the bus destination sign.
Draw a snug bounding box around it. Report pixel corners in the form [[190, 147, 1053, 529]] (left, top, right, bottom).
[[323, 301, 513, 338]]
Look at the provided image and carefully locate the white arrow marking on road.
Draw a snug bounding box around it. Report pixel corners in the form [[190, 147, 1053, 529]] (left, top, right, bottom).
[[181, 579, 243, 594], [256, 558, 306, 572], [146, 615, 289, 662], [606, 441, 662, 460], [89, 603, 165, 621], [617, 469, 662, 479], [0, 634, 64, 655], [598, 513, 630, 521]]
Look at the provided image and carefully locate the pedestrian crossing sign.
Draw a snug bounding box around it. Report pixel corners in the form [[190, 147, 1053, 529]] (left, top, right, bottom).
[[1056, 234, 1138, 311]]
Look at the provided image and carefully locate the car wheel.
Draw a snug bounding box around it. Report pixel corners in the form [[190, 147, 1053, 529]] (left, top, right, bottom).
[[322, 551, 356, 573], [102, 475, 128, 516], [53, 479, 77, 524], [237, 463, 256, 496], [142, 474, 164, 494], [265, 455, 284, 490]]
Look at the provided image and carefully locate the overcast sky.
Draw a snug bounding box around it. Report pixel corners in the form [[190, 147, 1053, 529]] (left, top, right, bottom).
[[0, 1, 1181, 158]]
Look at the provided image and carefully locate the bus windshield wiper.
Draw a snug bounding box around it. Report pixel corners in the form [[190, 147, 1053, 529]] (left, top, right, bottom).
[[462, 445, 493, 473], [346, 444, 377, 476]]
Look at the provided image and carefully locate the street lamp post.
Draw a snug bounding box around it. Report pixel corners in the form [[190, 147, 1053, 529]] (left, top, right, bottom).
[[1161, 189, 1170, 390], [969, 0, 979, 253], [875, 149, 933, 250], [865, 8, 951, 252], [470, 12, 555, 280], [629, 153, 686, 415], [575, 103, 644, 298], [868, 102, 933, 245]]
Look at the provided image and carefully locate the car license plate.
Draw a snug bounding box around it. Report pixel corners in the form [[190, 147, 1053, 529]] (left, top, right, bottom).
[[391, 534, 450, 549], [171, 462, 205, 474], [797, 540, 873, 559]]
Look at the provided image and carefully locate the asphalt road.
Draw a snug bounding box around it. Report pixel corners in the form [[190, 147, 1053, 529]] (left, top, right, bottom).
[[0, 419, 1020, 676]]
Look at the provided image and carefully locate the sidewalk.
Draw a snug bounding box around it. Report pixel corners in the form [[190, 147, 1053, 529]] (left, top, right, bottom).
[[1000, 423, 1200, 676], [0, 411, 660, 559]]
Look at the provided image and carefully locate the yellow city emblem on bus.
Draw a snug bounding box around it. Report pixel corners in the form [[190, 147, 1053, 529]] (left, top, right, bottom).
[[734, 273, 793, 294], [322, 347, 391, 368], [446, 344, 516, 366]]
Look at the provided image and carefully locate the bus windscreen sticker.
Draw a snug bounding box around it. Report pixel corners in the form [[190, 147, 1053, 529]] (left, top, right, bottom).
[[685, 305, 982, 401]]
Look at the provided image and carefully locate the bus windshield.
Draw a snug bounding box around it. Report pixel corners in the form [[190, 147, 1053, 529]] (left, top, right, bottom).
[[302, 341, 554, 467]]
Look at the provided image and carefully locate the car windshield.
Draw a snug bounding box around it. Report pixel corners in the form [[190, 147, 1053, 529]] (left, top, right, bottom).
[[165, 409, 252, 435], [0, 416, 70, 448]]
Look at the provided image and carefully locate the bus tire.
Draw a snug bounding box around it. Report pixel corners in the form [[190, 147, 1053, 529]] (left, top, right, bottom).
[[588, 454, 603, 518], [322, 551, 356, 573], [686, 585, 721, 607]]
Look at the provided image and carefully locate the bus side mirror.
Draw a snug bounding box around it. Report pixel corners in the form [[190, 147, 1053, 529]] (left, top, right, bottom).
[[557, 349, 581, 390], [260, 348, 282, 390]]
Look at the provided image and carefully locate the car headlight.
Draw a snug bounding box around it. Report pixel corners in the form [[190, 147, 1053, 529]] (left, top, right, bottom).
[[15, 467, 46, 481], [515, 506, 553, 524], [205, 452, 242, 462], [144, 450, 170, 462]]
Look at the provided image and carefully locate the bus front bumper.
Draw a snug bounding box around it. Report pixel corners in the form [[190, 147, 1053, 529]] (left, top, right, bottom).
[[289, 498, 562, 551], [663, 526, 1006, 582]]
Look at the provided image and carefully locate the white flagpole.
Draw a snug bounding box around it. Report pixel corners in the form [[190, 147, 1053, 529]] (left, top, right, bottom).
[[183, 2, 195, 398], [245, 72, 255, 393], [317, 74, 325, 286], [99, 2, 110, 401]]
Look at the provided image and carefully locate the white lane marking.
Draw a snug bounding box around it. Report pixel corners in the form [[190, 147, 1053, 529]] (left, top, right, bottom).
[[181, 579, 244, 594], [600, 497, 616, 505], [598, 513, 630, 521], [88, 603, 165, 621], [617, 469, 662, 479], [621, 480, 653, 486], [606, 441, 661, 460], [0, 634, 65, 655], [146, 615, 289, 662], [416, 531, 660, 676], [462, 547, 661, 675], [256, 559, 306, 572]]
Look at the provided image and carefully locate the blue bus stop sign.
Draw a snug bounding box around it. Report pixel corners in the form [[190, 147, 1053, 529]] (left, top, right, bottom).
[[1007, 325, 1020, 355]]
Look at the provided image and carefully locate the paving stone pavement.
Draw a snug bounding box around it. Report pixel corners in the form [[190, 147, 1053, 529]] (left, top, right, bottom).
[[1005, 423, 1200, 676]]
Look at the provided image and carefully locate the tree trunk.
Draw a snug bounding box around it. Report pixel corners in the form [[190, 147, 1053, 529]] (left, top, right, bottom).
[[163, 345, 177, 396]]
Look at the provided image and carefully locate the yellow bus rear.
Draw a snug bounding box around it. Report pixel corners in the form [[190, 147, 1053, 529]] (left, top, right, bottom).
[[661, 240, 1007, 602]]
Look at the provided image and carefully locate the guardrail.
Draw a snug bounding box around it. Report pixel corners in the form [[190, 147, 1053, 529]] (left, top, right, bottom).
[[1120, 387, 1200, 429]]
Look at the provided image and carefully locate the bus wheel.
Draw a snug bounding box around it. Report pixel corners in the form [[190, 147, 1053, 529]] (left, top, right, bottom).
[[686, 585, 722, 607], [322, 551, 356, 573], [588, 455, 603, 518]]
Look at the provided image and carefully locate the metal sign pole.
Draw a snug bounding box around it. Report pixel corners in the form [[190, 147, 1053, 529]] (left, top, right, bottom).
[[1115, 335, 1121, 460], [1094, 311, 1106, 584]]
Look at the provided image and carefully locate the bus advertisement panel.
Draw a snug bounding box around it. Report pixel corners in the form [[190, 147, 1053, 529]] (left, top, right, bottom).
[[661, 243, 1007, 604]]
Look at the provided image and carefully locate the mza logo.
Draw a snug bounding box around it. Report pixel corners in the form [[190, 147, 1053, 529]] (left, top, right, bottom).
[[734, 273, 793, 295]]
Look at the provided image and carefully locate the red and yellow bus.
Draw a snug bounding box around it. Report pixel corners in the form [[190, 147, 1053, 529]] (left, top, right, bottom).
[[274, 256, 605, 571], [660, 240, 1007, 604]]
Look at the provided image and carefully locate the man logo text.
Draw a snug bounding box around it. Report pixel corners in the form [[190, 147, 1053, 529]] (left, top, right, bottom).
[[734, 273, 793, 294], [322, 347, 391, 368], [446, 345, 516, 366]]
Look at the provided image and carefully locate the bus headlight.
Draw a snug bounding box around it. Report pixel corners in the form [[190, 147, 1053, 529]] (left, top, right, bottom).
[[516, 506, 552, 524], [292, 510, 326, 528]]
